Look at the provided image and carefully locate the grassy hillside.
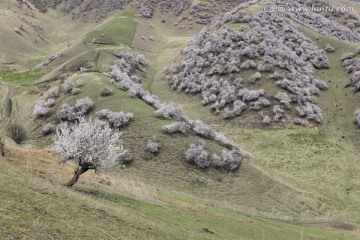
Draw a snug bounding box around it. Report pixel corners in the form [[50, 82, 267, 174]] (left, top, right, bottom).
[[0, 0, 109, 70], [130, 0, 360, 230], [1, 0, 360, 239], [1, 146, 357, 239]]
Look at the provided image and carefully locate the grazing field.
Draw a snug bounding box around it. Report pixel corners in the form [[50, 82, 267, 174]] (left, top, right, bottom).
[[1, 0, 360, 239], [0, 147, 357, 240]]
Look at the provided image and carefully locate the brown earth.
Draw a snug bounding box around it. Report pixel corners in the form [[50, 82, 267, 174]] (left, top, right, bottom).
[[0, 142, 112, 186]]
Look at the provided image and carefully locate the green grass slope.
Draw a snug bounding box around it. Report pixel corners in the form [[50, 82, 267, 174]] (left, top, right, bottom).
[[0, 0, 111, 70], [1, 1, 360, 239], [130, 3, 360, 230], [1, 159, 357, 239]]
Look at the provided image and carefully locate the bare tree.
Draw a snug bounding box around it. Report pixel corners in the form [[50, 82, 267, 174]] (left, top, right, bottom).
[[53, 118, 125, 187]]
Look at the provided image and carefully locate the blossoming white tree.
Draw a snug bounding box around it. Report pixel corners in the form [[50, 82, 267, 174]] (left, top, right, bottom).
[[53, 118, 124, 187]]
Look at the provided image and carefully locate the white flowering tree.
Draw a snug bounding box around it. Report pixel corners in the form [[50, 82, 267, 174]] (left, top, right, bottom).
[[53, 118, 124, 187]]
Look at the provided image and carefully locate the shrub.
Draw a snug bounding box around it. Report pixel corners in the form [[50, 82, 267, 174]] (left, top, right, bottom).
[[76, 79, 84, 87], [354, 108, 360, 127], [261, 115, 271, 125], [33, 99, 55, 118], [275, 92, 292, 108], [233, 77, 244, 89], [293, 117, 310, 127], [249, 97, 270, 111], [42, 123, 55, 135], [147, 138, 160, 154], [257, 62, 274, 72], [191, 120, 216, 139], [14, 27, 21, 34], [108, 112, 133, 129], [239, 89, 264, 102], [6, 123, 27, 144], [296, 103, 323, 123], [58, 97, 94, 121], [96, 109, 112, 120], [249, 72, 262, 84], [343, 58, 356, 67], [240, 46, 259, 58], [223, 100, 246, 118], [210, 153, 222, 168], [213, 132, 235, 149], [101, 87, 113, 97], [324, 43, 335, 53], [44, 88, 60, 99], [341, 53, 355, 61], [117, 150, 133, 165], [273, 105, 284, 122], [33, 103, 51, 118], [155, 103, 183, 119], [232, 10, 250, 23], [63, 80, 74, 94], [212, 149, 242, 171], [270, 72, 283, 80], [74, 97, 94, 115], [185, 139, 210, 169], [96, 109, 133, 129], [58, 104, 77, 121], [162, 121, 190, 134], [240, 60, 257, 69], [71, 88, 81, 95]]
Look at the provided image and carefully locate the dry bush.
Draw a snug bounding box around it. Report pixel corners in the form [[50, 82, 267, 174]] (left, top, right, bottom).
[[6, 123, 28, 144]]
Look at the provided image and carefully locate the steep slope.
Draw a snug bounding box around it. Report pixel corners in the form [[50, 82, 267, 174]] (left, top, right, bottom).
[[132, 0, 360, 229], [167, 7, 330, 126], [0, 0, 117, 70], [1, 0, 360, 239], [273, 0, 360, 42]]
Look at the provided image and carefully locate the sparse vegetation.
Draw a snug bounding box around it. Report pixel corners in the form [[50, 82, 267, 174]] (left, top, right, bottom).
[[1, 1, 360, 239]]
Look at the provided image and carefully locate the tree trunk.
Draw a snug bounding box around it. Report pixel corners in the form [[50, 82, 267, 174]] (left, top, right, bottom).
[[66, 166, 89, 187]]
